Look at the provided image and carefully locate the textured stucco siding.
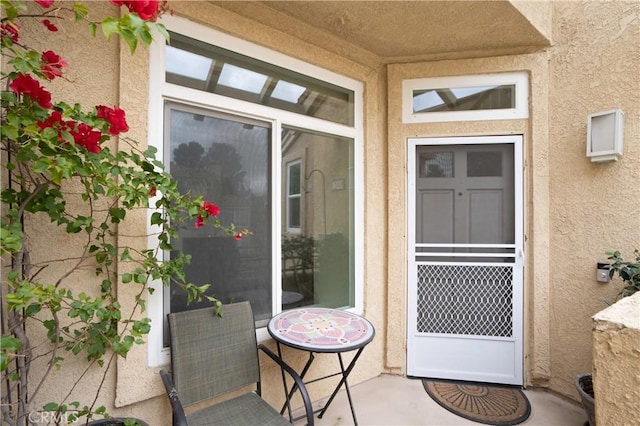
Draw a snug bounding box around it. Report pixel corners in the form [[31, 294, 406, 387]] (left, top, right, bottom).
[[114, 0, 388, 420], [547, 0, 640, 399], [593, 293, 640, 426], [14, 0, 639, 423]]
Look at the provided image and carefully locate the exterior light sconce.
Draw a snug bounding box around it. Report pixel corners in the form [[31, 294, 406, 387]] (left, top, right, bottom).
[[587, 109, 624, 162]]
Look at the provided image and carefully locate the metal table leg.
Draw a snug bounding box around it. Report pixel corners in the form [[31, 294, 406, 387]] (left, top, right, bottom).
[[277, 342, 316, 420], [317, 346, 365, 425]]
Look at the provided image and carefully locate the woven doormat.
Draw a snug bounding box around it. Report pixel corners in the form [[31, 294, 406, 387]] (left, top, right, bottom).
[[422, 379, 531, 425]]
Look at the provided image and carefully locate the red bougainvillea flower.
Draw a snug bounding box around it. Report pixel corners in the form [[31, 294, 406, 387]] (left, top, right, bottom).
[[202, 201, 220, 217], [96, 105, 129, 135], [41, 50, 68, 80], [70, 122, 103, 154], [35, 0, 55, 7], [149, 186, 157, 197], [9, 74, 52, 109], [1, 22, 20, 42], [41, 19, 58, 32], [37, 110, 71, 143], [109, 0, 166, 22], [234, 232, 243, 241], [38, 112, 102, 153], [194, 214, 205, 228]]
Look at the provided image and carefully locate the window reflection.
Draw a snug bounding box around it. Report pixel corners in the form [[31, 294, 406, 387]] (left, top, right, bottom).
[[165, 102, 272, 345], [165, 32, 354, 126], [281, 127, 354, 310], [218, 64, 268, 94], [419, 152, 454, 178], [413, 84, 515, 113]]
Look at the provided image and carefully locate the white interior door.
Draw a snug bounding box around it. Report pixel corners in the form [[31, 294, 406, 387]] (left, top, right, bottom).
[[407, 135, 524, 385]]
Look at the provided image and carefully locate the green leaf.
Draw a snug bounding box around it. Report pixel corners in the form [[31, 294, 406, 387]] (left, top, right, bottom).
[[101, 17, 119, 40], [25, 304, 41, 317], [153, 22, 171, 42], [73, 3, 89, 21], [109, 207, 126, 223], [120, 248, 132, 261], [150, 212, 163, 225], [139, 29, 153, 47], [43, 402, 59, 411], [0, 336, 21, 352], [120, 28, 138, 54]]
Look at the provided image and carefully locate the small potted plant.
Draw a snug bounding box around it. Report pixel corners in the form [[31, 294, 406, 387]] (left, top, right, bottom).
[[575, 249, 639, 426], [606, 249, 640, 301]]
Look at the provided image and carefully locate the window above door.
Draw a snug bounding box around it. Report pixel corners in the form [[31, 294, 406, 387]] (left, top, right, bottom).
[[402, 72, 529, 123]]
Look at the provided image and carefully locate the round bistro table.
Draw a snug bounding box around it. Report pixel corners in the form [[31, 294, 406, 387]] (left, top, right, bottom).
[[267, 307, 375, 425]]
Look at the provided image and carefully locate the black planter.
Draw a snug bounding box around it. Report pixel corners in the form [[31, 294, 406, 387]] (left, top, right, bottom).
[[575, 373, 596, 426]]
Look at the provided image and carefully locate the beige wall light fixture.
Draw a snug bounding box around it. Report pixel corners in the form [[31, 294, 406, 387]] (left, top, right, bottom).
[[587, 109, 624, 162]]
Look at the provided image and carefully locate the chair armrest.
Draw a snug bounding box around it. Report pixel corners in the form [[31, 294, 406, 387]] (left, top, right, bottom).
[[159, 369, 188, 426], [259, 344, 315, 426]]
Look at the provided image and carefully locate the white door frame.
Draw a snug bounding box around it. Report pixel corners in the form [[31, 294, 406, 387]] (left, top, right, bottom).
[[406, 135, 524, 385]]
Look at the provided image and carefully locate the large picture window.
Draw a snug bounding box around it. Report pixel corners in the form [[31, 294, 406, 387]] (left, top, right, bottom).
[[147, 16, 363, 365]]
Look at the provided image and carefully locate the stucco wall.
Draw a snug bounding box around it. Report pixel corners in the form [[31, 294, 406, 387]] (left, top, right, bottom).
[[592, 292, 640, 425], [8, 1, 387, 423], [14, 0, 125, 415], [12, 0, 639, 422], [548, 0, 640, 399], [387, 0, 639, 403], [115, 0, 389, 422], [386, 55, 551, 383]]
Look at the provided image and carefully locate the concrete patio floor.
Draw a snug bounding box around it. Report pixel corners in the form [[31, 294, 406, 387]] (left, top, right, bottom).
[[294, 374, 588, 426]]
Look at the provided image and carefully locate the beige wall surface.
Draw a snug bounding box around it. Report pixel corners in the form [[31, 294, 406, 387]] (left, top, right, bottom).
[[386, 55, 551, 383], [12, 0, 639, 422], [13, 0, 125, 416], [8, 1, 386, 423], [547, 0, 640, 399], [386, 0, 639, 404], [118, 0, 388, 422], [592, 292, 640, 426]]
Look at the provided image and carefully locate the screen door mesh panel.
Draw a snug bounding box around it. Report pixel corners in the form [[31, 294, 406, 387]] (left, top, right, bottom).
[[416, 264, 513, 337]]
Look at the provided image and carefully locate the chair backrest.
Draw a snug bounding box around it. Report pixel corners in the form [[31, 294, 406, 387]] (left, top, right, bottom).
[[167, 301, 260, 408]]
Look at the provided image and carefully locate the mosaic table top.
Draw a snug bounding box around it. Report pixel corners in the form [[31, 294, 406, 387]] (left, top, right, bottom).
[[268, 307, 375, 352]]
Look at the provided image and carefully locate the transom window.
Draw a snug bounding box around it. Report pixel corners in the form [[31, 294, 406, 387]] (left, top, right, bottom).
[[147, 16, 363, 366], [165, 32, 355, 126], [402, 72, 528, 123]]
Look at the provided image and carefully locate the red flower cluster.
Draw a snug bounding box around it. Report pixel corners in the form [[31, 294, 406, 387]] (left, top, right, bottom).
[[35, 0, 55, 7], [194, 201, 221, 228], [96, 105, 129, 136], [9, 74, 52, 108], [37, 110, 103, 154], [1, 22, 20, 42], [109, 0, 166, 22], [41, 19, 58, 32], [41, 50, 67, 80], [202, 201, 220, 217], [70, 123, 102, 154]]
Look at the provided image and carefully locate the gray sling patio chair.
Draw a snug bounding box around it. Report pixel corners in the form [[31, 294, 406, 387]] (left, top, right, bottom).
[[160, 301, 314, 426]]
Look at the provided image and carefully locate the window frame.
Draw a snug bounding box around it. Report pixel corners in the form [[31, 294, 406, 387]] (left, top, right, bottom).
[[147, 15, 364, 367], [286, 159, 302, 234], [402, 72, 529, 123]]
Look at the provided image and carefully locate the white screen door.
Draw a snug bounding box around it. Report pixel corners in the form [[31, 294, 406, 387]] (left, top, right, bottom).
[[407, 135, 524, 385]]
